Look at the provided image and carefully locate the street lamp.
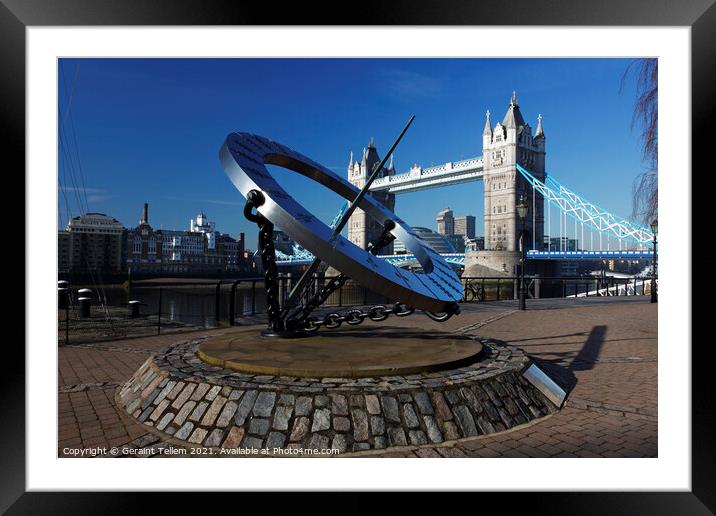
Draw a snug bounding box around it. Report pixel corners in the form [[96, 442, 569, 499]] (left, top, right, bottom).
[[516, 195, 528, 310], [650, 219, 658, 303]]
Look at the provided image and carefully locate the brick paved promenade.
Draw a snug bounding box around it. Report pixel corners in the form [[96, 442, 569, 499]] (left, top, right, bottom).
[[58, 297, 657, 458]]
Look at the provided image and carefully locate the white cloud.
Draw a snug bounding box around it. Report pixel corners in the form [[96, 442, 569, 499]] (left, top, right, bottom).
[[58, 186, 105, 194], [86, 194, 112, 203]]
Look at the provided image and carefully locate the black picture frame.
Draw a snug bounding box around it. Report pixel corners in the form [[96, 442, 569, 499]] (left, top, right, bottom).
[[5, 0, 712, 512]]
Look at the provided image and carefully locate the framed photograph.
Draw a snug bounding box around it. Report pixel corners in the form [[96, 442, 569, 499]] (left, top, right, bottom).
[[7, 0, 713, 511]]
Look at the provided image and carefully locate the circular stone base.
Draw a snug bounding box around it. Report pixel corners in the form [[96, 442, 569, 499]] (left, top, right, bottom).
[[117, 331, 564, 454], [197, 326, 484, 378]]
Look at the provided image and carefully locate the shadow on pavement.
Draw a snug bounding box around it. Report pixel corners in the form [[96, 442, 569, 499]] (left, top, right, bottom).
[[509, 325, 607, 396], [531, 357, 578, 395], [490, 337, 579, 396], [569, 325, 607, 371]]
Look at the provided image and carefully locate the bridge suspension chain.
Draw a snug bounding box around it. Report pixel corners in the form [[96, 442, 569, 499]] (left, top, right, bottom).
[[532, 185, 536, 251], [516, 164, 652, 245], [547, 199, 551, 251]]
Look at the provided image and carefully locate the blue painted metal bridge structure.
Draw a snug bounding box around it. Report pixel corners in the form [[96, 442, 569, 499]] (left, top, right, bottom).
[[274, 159, 656, 267]]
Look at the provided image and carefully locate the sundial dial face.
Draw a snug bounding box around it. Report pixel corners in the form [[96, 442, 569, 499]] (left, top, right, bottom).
[[220, 132, 463, 312]]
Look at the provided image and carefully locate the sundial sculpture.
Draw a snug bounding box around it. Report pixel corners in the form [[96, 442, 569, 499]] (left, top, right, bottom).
[[116, 118, 563, 453], [219, 117, 463, 338]]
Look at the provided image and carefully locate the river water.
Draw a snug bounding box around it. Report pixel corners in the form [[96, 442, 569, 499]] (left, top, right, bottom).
[[86, 283, 268, 328], [74, 279, 375, 328]]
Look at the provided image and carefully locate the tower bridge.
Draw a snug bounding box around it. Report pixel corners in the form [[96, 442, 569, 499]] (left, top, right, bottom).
[[276, 92, 656, 274], [348, 91, 547, 257], [369, 157, 485, 194]]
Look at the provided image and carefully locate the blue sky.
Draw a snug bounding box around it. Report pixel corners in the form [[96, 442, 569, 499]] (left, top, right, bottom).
[[58, 58, 647, 249]]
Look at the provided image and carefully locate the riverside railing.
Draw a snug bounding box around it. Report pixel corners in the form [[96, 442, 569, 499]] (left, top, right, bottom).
[[459, 275, 657, 302], [57, 274, 656, 345]]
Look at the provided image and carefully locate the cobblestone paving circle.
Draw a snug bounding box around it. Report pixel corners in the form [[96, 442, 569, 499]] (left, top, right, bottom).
[[117, 337, 559, 453]]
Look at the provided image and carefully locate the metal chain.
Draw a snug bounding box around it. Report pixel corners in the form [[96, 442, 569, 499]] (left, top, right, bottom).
[[244, 191, 285, 333], [286, 220, 398, 330], [285, 274, 349, 329], [424, 302, 461, 322], [301, 302, 416, 333], [242, 203, 457, 335]]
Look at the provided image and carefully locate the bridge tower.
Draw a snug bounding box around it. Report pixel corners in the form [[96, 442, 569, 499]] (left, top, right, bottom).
[[483, 92, 546, 252], [347, 139, 396, 253]]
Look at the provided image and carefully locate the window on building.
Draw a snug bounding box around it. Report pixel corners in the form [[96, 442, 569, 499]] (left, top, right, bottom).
[[133, 236, 142, 254]]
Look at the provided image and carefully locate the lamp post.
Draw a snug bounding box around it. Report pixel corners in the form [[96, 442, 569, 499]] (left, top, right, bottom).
[[516, 195, 528, 310], [650, 219, 658, 303]]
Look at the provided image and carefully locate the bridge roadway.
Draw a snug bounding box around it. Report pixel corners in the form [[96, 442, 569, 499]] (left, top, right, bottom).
[[276, 249, 657, 266], [526, 249, 656, 261], [369, 156, 484, 194]]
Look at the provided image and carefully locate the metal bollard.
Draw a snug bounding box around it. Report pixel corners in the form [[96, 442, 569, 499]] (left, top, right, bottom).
[[128, 300, 142, 318], [78, 297, 91, 318], [77, 288, 92, 317], [58, 287, 69, 310]]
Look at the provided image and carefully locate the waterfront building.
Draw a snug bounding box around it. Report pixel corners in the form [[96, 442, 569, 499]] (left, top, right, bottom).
[[156, 229, 206, 274], [126, 203, 246, 275], [234, 233, 252, 273], [393, 227, 459, 255], [236, 232, 246, 257], [190, 211, 217, 249], [217, 233, 240, 272], [436, 208, 455, 236], [436, 209, 475, 248], [64, 212, 124, 273], [409, 227, 456, 254], [58, 230, 71, 273], [454, 215, 476, 239], [447, 234, 467, 252], [126, 203, 163, 273]]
